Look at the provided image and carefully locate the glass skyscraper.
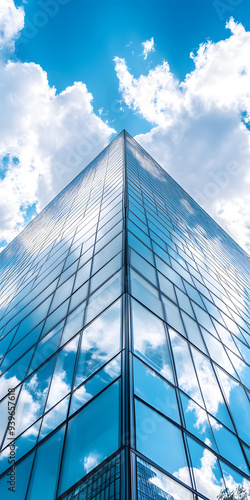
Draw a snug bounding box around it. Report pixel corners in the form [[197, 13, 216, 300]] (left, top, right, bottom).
[[0, 130, 249, 500]]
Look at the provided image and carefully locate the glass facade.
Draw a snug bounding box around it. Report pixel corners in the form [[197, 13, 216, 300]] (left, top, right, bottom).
[[0, 130, 249, 500]]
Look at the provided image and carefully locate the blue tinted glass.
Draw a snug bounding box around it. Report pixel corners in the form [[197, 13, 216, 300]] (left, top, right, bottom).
[[26, 426, 65, 500], [85, 271, 122, 325], [39, 396, 69, 440], [209, 415, 249, 473], [132, 299, 174, 383], [130, 269, 163, 319], [220, 460, 250, 492], [169, 329, 203, 404], [0, 422, 39, 474], [135, 399, 190, 485], [192, 302, 217, 336], [14, 358, 55, 439], [187, 435, 224, 499], [180, 392, 217, 451], [192, 348, 233, 429], [50, 276, 75, 312], [0, 347, 35, 397], [216, 367, 250, 445], [12, 297, 52, 345], [133, 357, 179, 423], [158, 273, 176, 303], [0, 452, 34, 500], [130, 250, 157, 286], [46, 336, 79, 410], [60, 300, 86, 345], [0, 329, 17, 360], [90, 252, 122, 294], [28, 322, 63, 374], [58, 381, 120, 495], [92, 233, 122, 275], [163, 296, 186, 336], [156, 260, 185, 291], [73, 260, 91, 292], [137, 457, 194, 500], [75, 299, 121, 387], [181, 311, 206, 352], [70, 355, 121, 415], [128, 231, 154, 265], [58, 260, 78, 286], [202, 329, 236, 376], [69, 282, 88, 313], [42, 299, 69, 338], [176, 287, 194, 317]]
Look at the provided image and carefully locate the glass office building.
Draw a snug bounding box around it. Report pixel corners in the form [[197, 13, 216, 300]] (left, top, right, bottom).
[[0, 130, 249, 500]]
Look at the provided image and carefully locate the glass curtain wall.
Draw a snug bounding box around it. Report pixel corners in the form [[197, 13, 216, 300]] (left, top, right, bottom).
[[125, 132, 250, 500], [0, 130, 249, 500]]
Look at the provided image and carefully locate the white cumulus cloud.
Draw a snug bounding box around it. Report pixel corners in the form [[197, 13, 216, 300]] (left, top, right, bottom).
[[0, 2, 116, 249], [114, 19, 250, 253], [142, 36, 155, 60], [0, 0, 24, 51]]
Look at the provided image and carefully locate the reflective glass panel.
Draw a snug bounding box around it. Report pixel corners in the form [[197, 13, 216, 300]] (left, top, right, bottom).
[[133, 356, 180, 423], [135, 399, 191, 486], [132, 299, 174, 383], [58, 381, 120, 495], [74, 299, 121, 387]]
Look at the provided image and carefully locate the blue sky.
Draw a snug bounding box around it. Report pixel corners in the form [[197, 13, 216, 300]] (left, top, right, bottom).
[[15, 0, 250, 135], [0, 0, 250, 252]]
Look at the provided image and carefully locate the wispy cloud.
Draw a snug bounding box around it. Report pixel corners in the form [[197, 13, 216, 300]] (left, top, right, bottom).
[[142, 37, 155, 60]]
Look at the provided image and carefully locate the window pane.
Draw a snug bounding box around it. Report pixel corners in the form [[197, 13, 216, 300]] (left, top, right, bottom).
[[74, 299, 121, 388], [14, 358, 55, 439], [46, 336, 79, 410], [134, 357, 179, 423], [216, 367, 250, 446], [73, 260, 91, 292], [90, 252, 122, 294], [27, 426, 65, 500], [209, 415, 249, 473], [28, 322, 63, 374], [60, 300, 86, 346], [128, 231, 154, 265], [92, 233, 122, 275], [85, 271, 122, 325], [50, 276, 75, 313], [132, 299, 174, 383], [135, 399, 190, 485], [0, 452, 34, 500], [180, 392, 217, 451], [220, 460, 250, 493], [58, 381, 120, 495], [137, 457, 194, 500], [158, 273, 176, 302], [130, 249, 157, 286], [130, 269, 163, 319], [163, 296, 186, 337], [39, 396, 69, 440], [70, 355, 121, 415], [192, 348, 233, 430], [169, 329, 202, 405], [181, 311, 206, 352], [187, 435, 224, 500]]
